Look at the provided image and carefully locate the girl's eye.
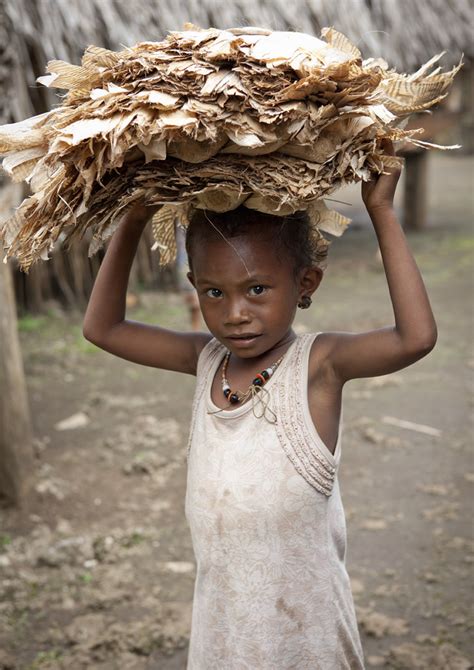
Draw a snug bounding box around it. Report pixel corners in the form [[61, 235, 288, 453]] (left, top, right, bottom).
[[249, 285, 267, 296], [206, 288, 222, 298]]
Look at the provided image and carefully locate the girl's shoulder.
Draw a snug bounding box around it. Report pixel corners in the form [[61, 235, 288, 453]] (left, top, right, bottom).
[[194, 334, 223, 375], [195, 332, 216, 357]]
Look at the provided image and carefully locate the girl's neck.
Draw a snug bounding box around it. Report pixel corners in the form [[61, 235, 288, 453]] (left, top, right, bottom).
[[226, 330, 298, 370]]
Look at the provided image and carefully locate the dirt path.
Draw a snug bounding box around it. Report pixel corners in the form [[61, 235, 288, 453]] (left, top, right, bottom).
[[0, 153, 473, 669]]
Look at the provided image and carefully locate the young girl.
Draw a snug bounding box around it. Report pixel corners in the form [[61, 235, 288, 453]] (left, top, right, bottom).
[[82, 140, 437, 669]]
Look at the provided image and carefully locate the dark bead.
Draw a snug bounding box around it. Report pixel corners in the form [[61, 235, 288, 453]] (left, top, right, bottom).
[[261, 370, 270, 380], [252, 377, 263, 386], [229, 393, 240, 404], [223, 388, 231, 398]]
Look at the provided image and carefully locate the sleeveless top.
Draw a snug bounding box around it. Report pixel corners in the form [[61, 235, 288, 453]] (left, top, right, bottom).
[[184, 332, 365, 669]]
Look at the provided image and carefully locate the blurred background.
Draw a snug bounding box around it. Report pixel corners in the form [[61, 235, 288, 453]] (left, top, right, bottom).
[[0, 1, 472, 668]]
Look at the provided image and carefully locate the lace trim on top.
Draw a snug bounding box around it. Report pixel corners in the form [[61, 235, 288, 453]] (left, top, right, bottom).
[[273, 333, 340, 497]]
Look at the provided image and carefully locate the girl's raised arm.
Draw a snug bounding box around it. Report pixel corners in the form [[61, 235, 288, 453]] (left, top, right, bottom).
[[323, 140, 438, 383], [82, 205, 211, 375]]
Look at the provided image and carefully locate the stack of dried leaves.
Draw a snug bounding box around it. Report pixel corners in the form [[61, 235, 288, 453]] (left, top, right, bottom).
[[0, 25, 462, 271]]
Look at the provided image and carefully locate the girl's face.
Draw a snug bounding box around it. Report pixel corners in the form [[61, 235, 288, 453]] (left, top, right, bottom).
[[187, 232, 322, 359]]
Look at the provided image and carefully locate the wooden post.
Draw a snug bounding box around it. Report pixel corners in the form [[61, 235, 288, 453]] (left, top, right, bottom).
[[25, 262, 45, 313], [459, 66, 474, 154], [403, 151, 429, 230], [0, 259, 35, 506]]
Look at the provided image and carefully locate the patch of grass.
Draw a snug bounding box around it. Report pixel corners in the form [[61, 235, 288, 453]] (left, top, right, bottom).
[[129, 296, 188, 329], [7, 605, 29, 631], [26, 648, 64, 669], [27, 580, 43, 599], [412, 232, 474, 270], [72, 326, 100, 354], [438, 234, 474, 254], [122, 531, 146, 548], [18, 315, 49, 332], [0, 533, 11, 552], [18, 310, 79, 343], [79, 572, 93, 584]]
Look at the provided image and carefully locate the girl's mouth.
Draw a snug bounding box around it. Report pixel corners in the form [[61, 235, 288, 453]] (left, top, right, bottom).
[[227, 334, 261, 346]]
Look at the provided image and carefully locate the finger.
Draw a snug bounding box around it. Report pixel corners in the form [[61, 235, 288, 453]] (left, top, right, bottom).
[[365, 168, 379, 183], [381, 138, 395, 155]]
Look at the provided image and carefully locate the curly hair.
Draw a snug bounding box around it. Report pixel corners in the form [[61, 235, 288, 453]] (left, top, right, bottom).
[[184, 206, 329, 277]]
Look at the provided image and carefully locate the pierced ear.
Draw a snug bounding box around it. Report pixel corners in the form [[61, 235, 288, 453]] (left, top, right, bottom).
[[298, 267, 323, 296]]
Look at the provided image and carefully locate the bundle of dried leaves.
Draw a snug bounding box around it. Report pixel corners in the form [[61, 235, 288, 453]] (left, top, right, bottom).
[[0, 25, 462, 271]]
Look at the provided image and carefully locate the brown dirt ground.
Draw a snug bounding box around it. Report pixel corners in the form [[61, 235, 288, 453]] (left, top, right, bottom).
[[0, 153, 473, 669]]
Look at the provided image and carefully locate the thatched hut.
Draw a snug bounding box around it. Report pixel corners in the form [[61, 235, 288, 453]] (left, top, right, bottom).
[[1, 0, 471, 312]]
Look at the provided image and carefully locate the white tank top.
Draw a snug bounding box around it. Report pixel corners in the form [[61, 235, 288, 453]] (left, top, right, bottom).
[[185, 332, 365, 669]]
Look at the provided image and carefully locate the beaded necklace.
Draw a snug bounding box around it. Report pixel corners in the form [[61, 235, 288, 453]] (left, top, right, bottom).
[[221, 350, 285, 405]]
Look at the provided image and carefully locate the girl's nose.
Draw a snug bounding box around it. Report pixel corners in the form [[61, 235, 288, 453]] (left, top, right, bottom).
[[225, 299, 251, 325]]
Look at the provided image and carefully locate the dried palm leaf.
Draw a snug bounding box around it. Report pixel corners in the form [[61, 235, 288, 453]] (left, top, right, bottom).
[[0, 24, 462, 271]]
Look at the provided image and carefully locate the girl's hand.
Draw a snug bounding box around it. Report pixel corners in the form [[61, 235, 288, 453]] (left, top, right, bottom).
[[362, 139, 402, 214], [121, 200, 160, 231]]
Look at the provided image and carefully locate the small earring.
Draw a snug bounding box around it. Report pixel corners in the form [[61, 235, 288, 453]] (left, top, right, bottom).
[[297, 295, 312, 309]]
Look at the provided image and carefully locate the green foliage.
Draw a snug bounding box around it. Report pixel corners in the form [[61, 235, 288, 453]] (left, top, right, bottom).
[[72, 325, 99, 353], [0, 534, 12, 552], [18, 315, 49, 332], [26, 649, 63, 669], [122, 531, 146, 548]]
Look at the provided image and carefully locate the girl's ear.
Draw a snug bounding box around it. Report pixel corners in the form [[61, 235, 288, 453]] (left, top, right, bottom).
[[298, 266, 323, 297]]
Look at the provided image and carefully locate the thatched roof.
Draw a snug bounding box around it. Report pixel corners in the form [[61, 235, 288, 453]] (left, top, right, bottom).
[[1, 0, 471, 123]]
